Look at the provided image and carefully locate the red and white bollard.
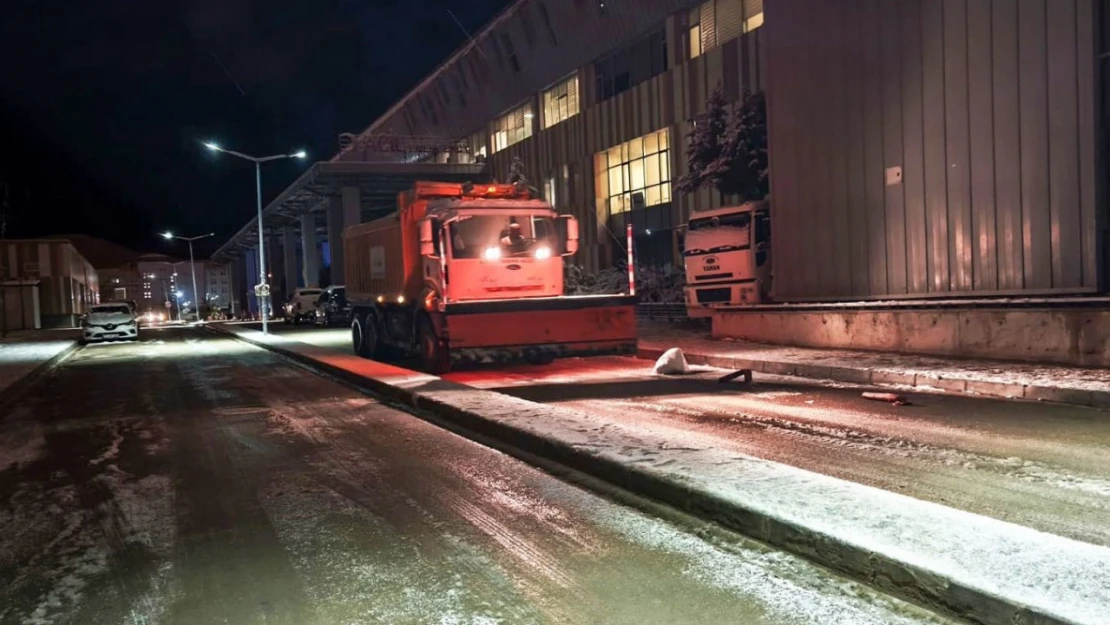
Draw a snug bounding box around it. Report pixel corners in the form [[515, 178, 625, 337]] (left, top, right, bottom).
[[627, 223, 635, 296]]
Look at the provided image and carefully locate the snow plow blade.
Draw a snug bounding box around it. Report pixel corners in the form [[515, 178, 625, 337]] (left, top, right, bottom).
[[443, 295, 638, 365]]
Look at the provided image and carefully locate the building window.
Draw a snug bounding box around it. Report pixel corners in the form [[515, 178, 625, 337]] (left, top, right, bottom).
[[593, 27, 667, 102], [687, 0, 763, 61], [113, 287, 127, 300], [491, 102, 534, 153], [537, 2, 558, 45], [544, 175, 557, 209], [594, 128, 672, 217], [688, 5, 703, 58], [499, 33, 521, 73], [519, 7, 537, 47], [542, 74, 580, 129]]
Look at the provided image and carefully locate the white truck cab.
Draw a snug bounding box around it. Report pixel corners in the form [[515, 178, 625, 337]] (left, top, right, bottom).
[[681, 201, 771, 317]]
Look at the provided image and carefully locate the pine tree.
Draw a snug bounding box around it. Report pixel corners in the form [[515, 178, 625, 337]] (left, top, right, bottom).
[[677, 83, 729, 195], [715, 90, 769, 200]]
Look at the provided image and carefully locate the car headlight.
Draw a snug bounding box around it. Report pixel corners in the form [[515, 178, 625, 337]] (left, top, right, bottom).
[[483, 246, 502, 260], [534, 246, 552, 260]]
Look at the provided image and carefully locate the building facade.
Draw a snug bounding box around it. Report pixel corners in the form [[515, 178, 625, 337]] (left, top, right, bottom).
[[0, 239, 99, 328], [204, 262, 231, 311], [338, 0, 767, 273], [337, 0, 1106, 302]]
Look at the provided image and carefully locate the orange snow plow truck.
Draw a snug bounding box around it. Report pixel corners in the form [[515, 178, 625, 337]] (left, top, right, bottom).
[[343, 181, 637, 373]]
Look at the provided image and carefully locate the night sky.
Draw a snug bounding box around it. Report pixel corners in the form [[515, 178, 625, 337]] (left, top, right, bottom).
[[0, 0, 510, 258]]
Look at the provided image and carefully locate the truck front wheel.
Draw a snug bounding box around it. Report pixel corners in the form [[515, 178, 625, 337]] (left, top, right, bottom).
[[418, 316, 450, 374]]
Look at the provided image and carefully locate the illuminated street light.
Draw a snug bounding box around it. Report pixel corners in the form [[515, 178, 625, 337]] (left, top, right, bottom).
[[162, 231, 215, 323], [202, 141, 308, 334]]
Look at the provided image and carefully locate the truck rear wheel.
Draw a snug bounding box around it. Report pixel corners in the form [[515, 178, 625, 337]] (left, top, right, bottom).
[[352, 314, 378, 358], [418, 316, 450, 374]]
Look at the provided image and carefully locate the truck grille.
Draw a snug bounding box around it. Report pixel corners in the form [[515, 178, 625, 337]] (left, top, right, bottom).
[[695, 288, 732, 304], [694, 273, 734, 281]]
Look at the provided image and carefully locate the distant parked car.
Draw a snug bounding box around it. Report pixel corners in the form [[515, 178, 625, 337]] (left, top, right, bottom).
[[81, 303, 140, 344], [283, 288, 323, 325], [314, 286, 351, 328]]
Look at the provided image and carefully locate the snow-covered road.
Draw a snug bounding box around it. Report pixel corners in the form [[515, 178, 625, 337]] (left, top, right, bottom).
[[444, 355, 1110, 547], [0, 328, 954, 625]]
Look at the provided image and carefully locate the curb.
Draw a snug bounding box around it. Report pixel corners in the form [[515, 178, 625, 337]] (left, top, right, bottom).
[[637, 346, 1110, 410], [0, 341, 81, 410], [212, 325, 1086, 625]]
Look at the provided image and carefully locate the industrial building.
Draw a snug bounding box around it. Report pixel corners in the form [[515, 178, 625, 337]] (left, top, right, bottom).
[[0, 238, 99, 330], [213, 0, 1108, 363]]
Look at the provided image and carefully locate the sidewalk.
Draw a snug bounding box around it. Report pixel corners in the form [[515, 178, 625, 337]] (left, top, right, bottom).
[[211, 323, 1110, 625], [638, 323, 1110, 409], [0, 332, 79, 404]]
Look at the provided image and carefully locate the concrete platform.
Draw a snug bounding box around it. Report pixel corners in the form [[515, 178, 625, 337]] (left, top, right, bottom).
[[211, 323, 1110, 625]]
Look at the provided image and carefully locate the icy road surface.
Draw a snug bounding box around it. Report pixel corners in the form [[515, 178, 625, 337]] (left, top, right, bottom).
[[0, 328, 954, 625], [445, 355, 1110, 547]]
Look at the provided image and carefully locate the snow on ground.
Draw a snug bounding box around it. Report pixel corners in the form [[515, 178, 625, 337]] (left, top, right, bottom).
[[0, 340, 74, 395]]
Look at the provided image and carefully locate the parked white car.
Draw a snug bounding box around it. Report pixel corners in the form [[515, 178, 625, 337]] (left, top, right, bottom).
[[283, 288, 323, 325], [82, 303, 140, 343]]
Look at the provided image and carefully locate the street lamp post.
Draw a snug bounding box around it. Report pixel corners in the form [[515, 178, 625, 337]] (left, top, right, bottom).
[[162, 232, 214, 322], [203, 142, 306, 334]]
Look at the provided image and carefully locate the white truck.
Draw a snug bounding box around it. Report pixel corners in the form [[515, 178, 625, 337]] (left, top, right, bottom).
[[282, 287, 324, 325], [681, 200, 771, 317]]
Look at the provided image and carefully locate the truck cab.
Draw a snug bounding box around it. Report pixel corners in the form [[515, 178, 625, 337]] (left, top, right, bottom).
[[419, 190, 577, 307], [682, 201, 771, 317]]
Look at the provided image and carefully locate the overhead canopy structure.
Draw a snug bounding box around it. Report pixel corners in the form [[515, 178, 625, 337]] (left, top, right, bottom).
[[212, 160, 488, 261]]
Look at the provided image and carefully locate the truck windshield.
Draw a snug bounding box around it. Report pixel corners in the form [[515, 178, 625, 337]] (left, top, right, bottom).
[[684, 212, 751, 256], [449, 215, 556, 258]]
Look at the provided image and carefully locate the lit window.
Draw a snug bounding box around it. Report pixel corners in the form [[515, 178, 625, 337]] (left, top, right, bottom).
[[491, 102, 534, 153], [542, 74, 579, 129], [594, 129, 672, 216], [744, 0, 764, 33], [688, 5, 703, 59]]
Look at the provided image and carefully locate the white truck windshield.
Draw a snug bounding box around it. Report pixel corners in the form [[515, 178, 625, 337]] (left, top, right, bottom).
[[684, 212, 751, 256]]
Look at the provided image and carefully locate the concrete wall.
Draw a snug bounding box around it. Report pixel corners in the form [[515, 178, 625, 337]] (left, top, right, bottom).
[[713, 307, 1110, 367], [764, 0, 1105, 300]]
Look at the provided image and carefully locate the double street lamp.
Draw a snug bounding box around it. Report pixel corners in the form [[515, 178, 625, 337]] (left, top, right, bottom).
[[203, 142, 306, 334], [161, 231, 214, 322]]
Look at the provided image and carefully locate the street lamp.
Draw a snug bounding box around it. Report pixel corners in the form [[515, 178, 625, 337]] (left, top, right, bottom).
[[162, 231, 214, 323], [203, 141, 307, 334]]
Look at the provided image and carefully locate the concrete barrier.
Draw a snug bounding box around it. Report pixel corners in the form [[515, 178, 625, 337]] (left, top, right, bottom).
[[712, 307, 1110, 368]]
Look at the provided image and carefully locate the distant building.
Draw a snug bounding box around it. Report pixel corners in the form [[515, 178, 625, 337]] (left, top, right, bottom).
[[1, 238, 99, 329], [204, 262, 231, 311]]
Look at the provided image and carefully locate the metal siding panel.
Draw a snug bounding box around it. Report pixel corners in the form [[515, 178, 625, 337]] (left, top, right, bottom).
[[882, 0, 908, 294], [1019, 0, 1052, 290], [967, 0, 999, 291], [845, 1, 870, 296], [992, 0, 1024, 290], [1076, 0, 1099, 288], [944, 0, 974, 291], [1047, 0, 1083, 287], [827, 1, 852, 296], [764, 0, 795, 298], [806, 0, 830, 295], [922, 0, 951, 292], [864, 1, 888, 295], [902, 0, 930, 295]]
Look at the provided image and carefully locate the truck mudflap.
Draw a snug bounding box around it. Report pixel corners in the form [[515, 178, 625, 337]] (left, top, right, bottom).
[[443, 295, 637, 364]]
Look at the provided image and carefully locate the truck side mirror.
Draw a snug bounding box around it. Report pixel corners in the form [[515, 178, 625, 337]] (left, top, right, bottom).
[[419, 219, 438, 257], [559, 215, 579, 256]]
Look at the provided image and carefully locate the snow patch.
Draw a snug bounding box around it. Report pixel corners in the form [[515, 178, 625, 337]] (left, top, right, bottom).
[[652, 347, 689, 375]]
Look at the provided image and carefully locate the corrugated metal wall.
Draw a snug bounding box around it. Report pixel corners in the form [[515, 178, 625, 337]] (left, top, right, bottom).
[[766, 0, 1104, 300]]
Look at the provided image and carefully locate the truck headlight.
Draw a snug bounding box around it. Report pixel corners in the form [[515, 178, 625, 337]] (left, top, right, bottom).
[[534, 246, 552, 260], [483, 246, 502, 260]]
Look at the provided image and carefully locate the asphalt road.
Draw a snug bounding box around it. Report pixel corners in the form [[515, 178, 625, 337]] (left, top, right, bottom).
[[0, 327, 953, 625]]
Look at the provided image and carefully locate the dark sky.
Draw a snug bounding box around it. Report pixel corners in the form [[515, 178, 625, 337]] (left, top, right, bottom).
[[0, 0, 510, 258]]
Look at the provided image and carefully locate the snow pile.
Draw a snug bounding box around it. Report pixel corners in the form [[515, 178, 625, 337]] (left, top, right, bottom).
[[652, 348, 689, 375]]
